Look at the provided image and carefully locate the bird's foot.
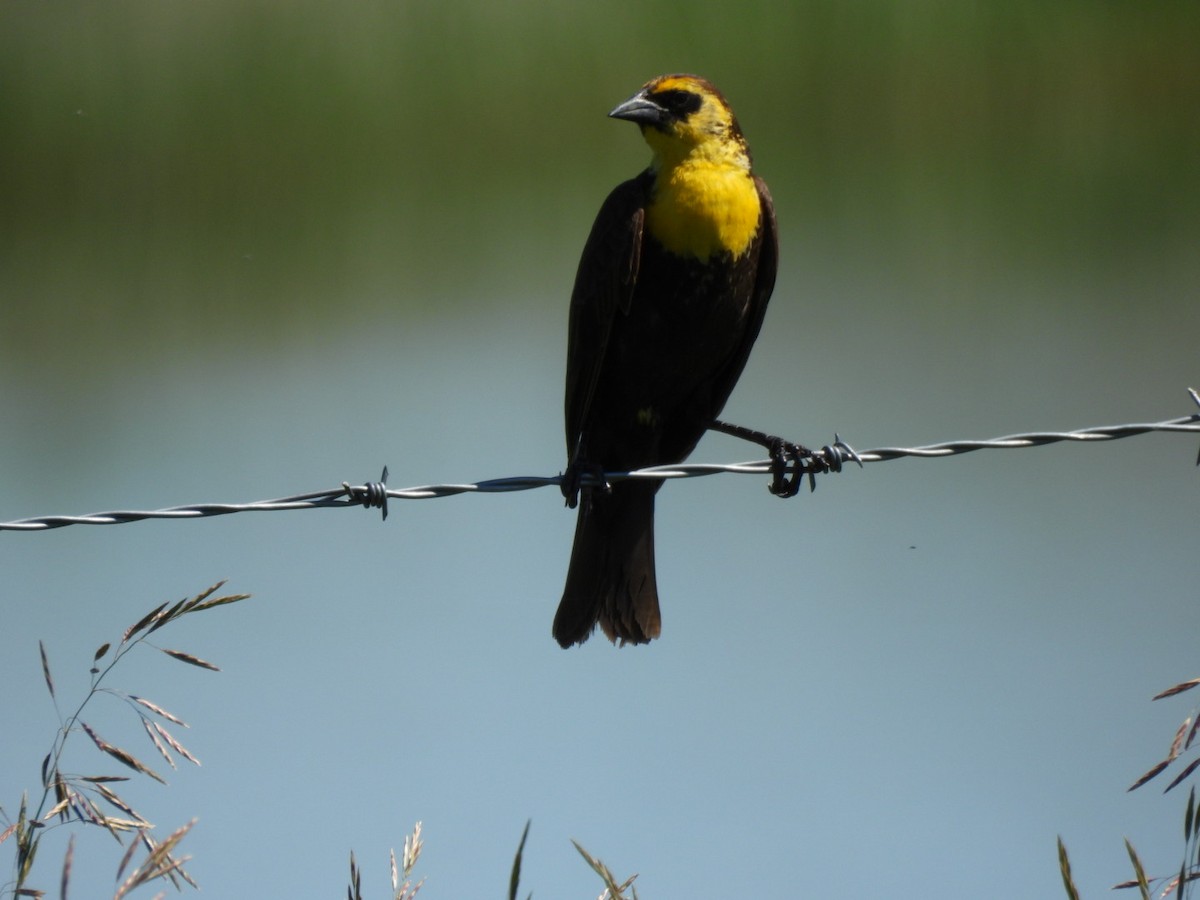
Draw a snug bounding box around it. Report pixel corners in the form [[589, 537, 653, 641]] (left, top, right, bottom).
[[709, 419, 861, 499], [767, 437, 819, 498], [560, 461, 611, 509]]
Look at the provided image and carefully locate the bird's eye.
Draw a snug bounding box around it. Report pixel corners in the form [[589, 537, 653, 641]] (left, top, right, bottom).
[[654, 89, 702, 119]]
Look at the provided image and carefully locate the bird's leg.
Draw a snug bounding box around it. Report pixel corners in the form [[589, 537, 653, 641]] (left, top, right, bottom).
[[562, 435, 614, 509], [709, 419, 827, 498]]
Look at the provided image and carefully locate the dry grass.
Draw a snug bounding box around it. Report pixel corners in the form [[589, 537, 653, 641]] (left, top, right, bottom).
[[7, 577, 1191, 898], [506, 821, 639, 900], [0, 581, 248, 897], [5, 578, 647, 899], [571, 840, 639, 900], [348, 821, 426, 900], [346, 820, 639, 900], [1060, 674, 1200, 899]]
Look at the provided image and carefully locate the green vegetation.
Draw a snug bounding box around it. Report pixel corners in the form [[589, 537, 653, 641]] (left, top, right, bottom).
[[2, 3, 1195, 368]]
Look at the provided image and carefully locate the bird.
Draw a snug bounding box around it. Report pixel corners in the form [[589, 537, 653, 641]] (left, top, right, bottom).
[[553, 74, 778, 648]]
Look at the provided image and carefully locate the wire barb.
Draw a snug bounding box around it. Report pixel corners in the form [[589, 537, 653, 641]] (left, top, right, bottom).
[[343, 467, 390, 520], [2, 395, 1198, 533], [1190, 387, 1200, 466], [823, 434, 863, 473]]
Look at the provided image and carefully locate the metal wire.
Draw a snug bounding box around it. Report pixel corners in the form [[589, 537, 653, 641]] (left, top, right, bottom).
[[3, 391, 1198, 533]]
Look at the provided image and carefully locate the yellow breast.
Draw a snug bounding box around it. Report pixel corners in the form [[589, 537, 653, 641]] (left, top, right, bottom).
[[645, 160, 761, 262]]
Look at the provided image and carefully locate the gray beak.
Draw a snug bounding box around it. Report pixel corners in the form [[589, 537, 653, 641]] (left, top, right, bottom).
[[608, 90, 668, 128]]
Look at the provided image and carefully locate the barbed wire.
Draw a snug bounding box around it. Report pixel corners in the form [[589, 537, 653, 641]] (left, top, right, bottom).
[[3, 390, 1198, 533]]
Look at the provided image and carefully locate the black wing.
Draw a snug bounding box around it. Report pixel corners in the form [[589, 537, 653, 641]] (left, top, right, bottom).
[[563, 171, 652, 464]]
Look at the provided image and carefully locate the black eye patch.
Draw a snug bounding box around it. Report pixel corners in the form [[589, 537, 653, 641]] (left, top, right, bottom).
[[652, 88, 703, 119]]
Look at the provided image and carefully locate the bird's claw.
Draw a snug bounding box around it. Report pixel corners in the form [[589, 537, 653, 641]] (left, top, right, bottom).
[[561, 461, 611, 509], [708, 419, 860, 498], [767, 433, 861, 499], [768, 438, 818, 498]]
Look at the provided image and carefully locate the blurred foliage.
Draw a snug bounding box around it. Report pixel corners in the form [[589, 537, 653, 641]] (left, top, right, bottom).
[[1, 2, 1196, 366]]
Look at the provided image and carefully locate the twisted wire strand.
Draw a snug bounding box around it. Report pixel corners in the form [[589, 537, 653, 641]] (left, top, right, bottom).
[[3, 399, 1198, 533]]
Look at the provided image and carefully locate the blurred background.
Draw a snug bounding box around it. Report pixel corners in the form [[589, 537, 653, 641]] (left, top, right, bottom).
[[2, 2, 1198, 897]]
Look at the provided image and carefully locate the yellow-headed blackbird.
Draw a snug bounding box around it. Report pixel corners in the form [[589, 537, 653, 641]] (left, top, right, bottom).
[[554, 74, 778, 648]]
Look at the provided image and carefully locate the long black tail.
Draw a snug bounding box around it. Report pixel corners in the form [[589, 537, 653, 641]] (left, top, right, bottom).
[[553, 482, 661, 647]]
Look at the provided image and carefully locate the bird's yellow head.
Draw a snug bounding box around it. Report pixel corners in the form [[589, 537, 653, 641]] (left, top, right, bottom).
[[609, 74, 762, 261], [608, 74, 751, 172]]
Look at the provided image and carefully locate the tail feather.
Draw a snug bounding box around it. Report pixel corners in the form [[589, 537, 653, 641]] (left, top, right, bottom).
[[553, 483, 661, 647]]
